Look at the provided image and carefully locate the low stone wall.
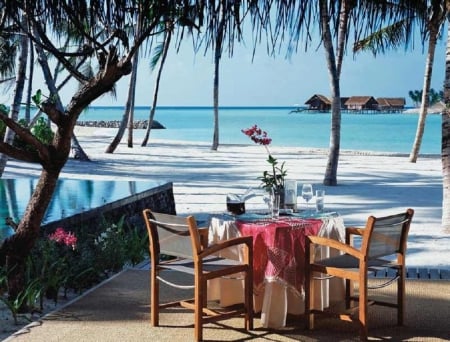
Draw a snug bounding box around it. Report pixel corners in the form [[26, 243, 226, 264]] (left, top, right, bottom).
[[76, 120, 165, 129], [42, 182, 175, 234]]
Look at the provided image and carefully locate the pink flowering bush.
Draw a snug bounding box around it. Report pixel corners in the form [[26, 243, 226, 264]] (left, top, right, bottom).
[[28, 227, 79, 305], [48, 227, 77, 250], [242, 124, 287, 191]]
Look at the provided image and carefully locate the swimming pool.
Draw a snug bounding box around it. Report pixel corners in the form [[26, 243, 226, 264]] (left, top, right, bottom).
[[0, 178, 173, 240]]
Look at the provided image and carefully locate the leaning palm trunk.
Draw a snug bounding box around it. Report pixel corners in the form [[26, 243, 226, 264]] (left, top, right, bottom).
[[410, 6, 441, 163], [105, 98, 131, 153], [105, 48, 138, 153], [127, 51, 139, 148], [141, 29, 172, 147]]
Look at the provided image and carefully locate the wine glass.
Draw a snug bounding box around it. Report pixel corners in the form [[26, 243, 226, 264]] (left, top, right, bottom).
[[301, 183, 313, 210]]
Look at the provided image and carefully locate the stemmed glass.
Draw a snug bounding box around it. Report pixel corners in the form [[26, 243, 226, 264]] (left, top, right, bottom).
[[301, 183, 313, 210]]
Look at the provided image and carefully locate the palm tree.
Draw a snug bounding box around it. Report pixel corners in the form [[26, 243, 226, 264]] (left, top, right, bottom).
[[321, 0, 450, 230], [105, 50, 139, 153], [106, 9, 142, 153], [408, 90, 422, 106], [198, 0, 244, 151], [211, 2, 227, 151], [270, 1, 413, 186], [141, 27, 172, 147], [320, 0, 345, 186], [409, 1, 444, 162], [353, 1, 443, 163]]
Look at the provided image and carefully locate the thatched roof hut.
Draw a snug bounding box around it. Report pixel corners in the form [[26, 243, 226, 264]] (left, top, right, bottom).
[[376, 97, 406, 111], [344, 96, 378, 111], [304, 94, 331, 111]]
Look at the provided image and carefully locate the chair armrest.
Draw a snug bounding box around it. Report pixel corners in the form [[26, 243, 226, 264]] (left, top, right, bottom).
[[345, 226, 365, 245], [307, 235, 363, 260], [200, 236, 253, 259], [197, 227, 209, 250]]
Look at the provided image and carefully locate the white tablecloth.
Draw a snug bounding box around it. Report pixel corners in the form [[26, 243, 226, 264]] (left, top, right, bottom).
[[208, 214, 346, 328]]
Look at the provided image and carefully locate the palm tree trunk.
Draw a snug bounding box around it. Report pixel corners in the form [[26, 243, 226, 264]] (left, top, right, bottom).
[[141, 29, 172, 147], [0, 18, 28, 177], [105, 101, 131, 153], [106, 53, 138, 153], [24, 37, 34, 123], [127, 51, 139, 148], [321, 0, 341, 186], [442, 13, 450, 232], [211, 8, 225, 151], [410, 3, 441, 163], [212, 47, 220, 151], [336, 0, 353, 77]]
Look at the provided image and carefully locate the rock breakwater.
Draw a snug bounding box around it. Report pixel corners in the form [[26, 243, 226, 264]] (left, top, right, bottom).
[[76, 120, 165, 129]]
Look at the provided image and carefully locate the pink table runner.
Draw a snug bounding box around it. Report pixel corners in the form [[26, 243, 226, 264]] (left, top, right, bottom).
[[235, 217, 323, 295]]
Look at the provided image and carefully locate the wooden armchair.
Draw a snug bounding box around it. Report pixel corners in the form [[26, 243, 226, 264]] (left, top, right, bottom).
[[305, 208, 414, 340], [142, 209, 253, 341]]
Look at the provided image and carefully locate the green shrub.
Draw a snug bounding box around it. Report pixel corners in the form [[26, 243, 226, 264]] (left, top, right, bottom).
[[13, 117, 55, 151]]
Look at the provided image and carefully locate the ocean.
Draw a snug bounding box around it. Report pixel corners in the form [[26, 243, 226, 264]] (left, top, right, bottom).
[[79, 106, 440, 154]]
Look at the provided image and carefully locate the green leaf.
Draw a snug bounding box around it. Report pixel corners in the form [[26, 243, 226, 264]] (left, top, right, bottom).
[[32, 89, 42, 106]]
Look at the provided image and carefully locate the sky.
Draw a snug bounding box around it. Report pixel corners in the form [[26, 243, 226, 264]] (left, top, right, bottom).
[[0, 31, 447, 108]]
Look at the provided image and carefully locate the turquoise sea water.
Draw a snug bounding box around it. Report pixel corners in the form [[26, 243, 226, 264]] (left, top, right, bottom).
[[79, 106, 441, 154]]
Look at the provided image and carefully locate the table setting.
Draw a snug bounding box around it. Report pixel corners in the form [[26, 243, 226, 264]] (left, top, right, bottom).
[[206, 125, 345, 328], [208, 182, 345, 328]]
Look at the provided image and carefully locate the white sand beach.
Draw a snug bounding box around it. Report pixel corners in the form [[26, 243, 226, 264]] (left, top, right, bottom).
[[3, 126, 449, 270]]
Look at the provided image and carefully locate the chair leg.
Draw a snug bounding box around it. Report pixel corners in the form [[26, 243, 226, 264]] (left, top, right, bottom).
[[304, 243, 312, 330], [245, 270, 254, 330], [150, 268, 159, 326], [345, 278, 352, 309], [359, 274, 368, 341], [398, 267, 405, 325], [304, 269, 315, 330], [194, 278, 203, 342]]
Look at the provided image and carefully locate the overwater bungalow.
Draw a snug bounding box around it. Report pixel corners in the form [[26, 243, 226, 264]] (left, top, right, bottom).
[[376, 97, 406, 112], [304, 94, 331, 111], [344, 96, 378, 112]]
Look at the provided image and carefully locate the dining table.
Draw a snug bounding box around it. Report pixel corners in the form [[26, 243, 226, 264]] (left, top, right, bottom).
[[207, 210, 346, 328]]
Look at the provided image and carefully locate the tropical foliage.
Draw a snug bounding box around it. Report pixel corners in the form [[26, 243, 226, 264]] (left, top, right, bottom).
[[0, 217, 147, 324], [408, 88, 443, 107]]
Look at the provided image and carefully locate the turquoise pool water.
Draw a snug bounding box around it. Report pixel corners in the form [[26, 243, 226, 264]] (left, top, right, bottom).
[[0, 178, 159, 241]]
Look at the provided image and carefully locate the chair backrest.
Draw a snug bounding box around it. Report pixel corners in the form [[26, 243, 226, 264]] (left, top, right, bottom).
[[363, 209, 414, 259], [143, 210, 199, 260]]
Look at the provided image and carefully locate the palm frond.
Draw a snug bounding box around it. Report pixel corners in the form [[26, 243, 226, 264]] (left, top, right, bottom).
[[149, 40, 164, 71], [353, 19, 412, 55]]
